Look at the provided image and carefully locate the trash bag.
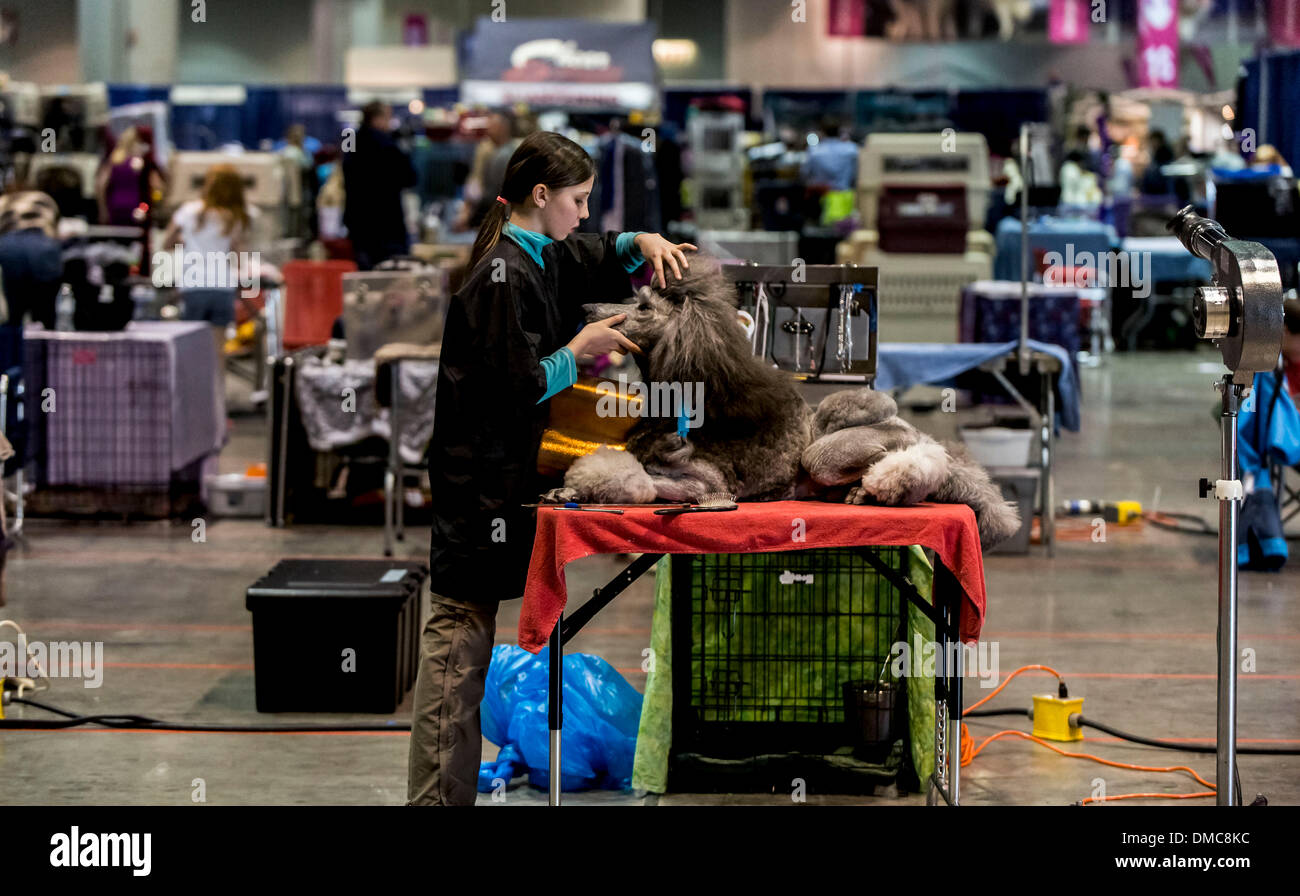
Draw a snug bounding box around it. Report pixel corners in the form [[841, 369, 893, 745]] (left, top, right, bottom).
[[477, 644, 643, 793]]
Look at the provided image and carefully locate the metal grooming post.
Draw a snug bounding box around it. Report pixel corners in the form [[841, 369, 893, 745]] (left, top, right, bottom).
[[1018, 123, 1031, 377], [1213, 376, 1243, 806], [1168, 206, 1285, 806]]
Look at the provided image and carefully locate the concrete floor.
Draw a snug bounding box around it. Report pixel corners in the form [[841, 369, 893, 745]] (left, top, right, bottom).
[[1, 347, 1297, 806]]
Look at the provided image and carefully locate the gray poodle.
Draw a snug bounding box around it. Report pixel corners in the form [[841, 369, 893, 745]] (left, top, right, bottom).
[[543, 261, 1021, 549]]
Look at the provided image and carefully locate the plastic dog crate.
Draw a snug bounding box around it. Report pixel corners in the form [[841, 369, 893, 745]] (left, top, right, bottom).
[[246, 558, 427, 713]]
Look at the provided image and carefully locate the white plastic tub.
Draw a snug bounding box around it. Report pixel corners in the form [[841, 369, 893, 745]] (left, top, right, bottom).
[[205, 473, 266, 518], [959, 426, 1034, 469]]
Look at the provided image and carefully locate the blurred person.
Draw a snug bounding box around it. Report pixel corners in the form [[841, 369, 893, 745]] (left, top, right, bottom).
[[95, 126, 164, 226], [801, 115, 859, 192], [0, 189, 63, 329], [0, 189, 62, 600], [33, 165, 96, 223], [279, 124, 317, 239], [801, 115, 859, 226], [1252, 144, 1293, 177], [1059, 149, 1102, 209], [342, 102, 417, 270], [1210, 137, 1246, 173], [159, 164, 258, 413], [1139, 129, 1175, 195], [457, 108, 519, 231]]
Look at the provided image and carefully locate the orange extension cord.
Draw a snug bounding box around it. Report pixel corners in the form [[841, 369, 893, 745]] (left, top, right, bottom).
[[959, 665, 1217, 804]]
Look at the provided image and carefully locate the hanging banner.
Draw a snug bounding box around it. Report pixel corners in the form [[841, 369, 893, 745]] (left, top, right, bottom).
[[1049, 0, 1091, 44], [460, 19, 657, 111], [828, 0, 866, 37], [1136, 0, 1179, 88], [1272, 0, 1300, 48]]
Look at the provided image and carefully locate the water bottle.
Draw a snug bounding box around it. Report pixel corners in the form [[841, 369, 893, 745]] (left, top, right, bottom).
[[56, 284, 75, 331]]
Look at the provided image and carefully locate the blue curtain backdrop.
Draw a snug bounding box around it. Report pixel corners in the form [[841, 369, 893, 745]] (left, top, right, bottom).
[[107, 85, 460, 150], [1239, 50, 1300, 172]]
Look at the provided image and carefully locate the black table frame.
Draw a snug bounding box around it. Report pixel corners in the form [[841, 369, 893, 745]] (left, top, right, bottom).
[[542, 545, 967, 806]]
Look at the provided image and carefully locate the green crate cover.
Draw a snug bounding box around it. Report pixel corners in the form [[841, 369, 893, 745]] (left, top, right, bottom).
[[632, 547, 937, 794]]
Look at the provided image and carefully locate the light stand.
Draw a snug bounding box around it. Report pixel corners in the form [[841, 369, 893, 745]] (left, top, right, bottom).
[[1169, 206, 1284, 806]]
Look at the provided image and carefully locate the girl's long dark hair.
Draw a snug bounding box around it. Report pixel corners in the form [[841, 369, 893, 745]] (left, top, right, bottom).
[[467, 130, 596, 274]]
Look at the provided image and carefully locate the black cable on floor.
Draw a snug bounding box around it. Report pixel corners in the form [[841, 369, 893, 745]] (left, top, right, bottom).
[[2, 697, 411, 733], [963, 707, 1300, 755]]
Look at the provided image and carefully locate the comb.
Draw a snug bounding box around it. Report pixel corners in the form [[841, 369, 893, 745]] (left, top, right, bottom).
[[653, 492, 738, 515]]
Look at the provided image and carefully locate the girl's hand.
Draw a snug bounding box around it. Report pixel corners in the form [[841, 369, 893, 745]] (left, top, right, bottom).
[[634, 233, 698, 288], [567, 313, 641, 360]]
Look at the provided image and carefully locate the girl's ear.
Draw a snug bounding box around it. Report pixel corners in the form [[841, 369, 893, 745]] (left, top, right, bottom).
[[532, 183, 547, 208]]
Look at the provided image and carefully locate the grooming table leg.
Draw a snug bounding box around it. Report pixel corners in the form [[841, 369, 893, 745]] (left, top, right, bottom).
[[549, 615, 563, 807], [383, 362, 399, 557], [390, 358, 400, 540], [926, 563, 962, 806], [945, 570, 963, 805], [1042, 371, 1055, 558]]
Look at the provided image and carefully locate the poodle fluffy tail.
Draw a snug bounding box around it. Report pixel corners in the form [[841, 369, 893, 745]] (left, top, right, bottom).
[[930, 442, 1022, 549]]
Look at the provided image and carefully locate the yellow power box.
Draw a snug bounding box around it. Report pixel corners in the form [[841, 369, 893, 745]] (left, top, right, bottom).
[[1031, 694, 1083, 741]]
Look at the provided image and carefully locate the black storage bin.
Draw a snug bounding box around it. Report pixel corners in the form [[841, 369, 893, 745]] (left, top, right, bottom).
[[246, 558, 427, 713]]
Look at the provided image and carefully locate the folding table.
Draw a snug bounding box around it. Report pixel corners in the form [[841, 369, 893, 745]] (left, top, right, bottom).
[[519, 500, 989, 806]]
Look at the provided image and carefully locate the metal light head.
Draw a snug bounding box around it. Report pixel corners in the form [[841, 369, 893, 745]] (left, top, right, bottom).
[[1168, 206, 1285, 386]]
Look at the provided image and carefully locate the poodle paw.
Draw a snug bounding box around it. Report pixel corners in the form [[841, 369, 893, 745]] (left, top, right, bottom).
[[540, 486, 580, 504], [859, 442, 951, 506], [845, 485, 869, 505]]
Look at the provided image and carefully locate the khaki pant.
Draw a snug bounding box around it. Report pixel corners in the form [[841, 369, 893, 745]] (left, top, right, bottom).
[[406, 594, 498, 806]]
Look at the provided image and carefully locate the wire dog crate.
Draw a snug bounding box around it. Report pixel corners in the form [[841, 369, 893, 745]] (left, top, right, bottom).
[[670, 547, 909, 760]]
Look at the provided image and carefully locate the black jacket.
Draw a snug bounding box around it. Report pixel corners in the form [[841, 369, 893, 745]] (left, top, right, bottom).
[[428, 231, 636, 604]]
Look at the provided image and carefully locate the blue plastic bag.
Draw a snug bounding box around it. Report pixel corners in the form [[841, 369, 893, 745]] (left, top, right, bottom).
[[477, 645, 643, 793]]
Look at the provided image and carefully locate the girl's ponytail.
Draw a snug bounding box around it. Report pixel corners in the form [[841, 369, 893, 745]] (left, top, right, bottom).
[[468, 195, 510, 274]]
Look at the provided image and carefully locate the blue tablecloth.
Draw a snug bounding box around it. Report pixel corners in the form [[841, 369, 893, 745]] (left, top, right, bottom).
[[1119, 237, 1213, 285], [876, 340, 1080, 432], [994, 216, 1120, 282]]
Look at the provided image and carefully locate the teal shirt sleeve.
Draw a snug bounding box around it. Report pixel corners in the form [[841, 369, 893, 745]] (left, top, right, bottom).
[[536, 346, 577, 404], [615, 231, 646, 273]]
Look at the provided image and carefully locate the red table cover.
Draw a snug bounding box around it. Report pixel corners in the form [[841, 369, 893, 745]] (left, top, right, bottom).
[[519, 500, 988, 653]]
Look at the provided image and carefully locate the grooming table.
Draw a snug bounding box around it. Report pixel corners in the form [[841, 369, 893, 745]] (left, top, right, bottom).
[[520, 500, 987, 806], [875, 341, 1073, 555]]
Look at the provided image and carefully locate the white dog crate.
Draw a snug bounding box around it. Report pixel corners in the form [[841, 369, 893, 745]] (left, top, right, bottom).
[[165, 151, 289, 242], [837, 237, 992, 320], [697, 230, 798, 266]]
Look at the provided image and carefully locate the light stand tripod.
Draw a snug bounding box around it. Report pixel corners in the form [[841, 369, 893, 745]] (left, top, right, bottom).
[[1169, 206, 1284, 806]]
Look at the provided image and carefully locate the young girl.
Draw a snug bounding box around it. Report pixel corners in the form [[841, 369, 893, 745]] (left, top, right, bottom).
[[160, 165, 257, 411], [408, 130, 695, 805]]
